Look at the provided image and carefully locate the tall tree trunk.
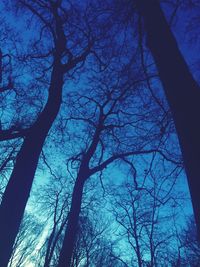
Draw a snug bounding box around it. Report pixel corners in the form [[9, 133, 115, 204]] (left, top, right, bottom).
[[44, 224, 57, 267], [44, 217, 68, 267], [57, 173, 86, 267], [136, 0, 200, 239], [0, 59, 64, 267], [57, 119, 102, 267]]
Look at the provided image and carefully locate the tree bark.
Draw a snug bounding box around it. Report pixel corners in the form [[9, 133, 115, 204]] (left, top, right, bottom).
[[136, 0, 200, 240], [0, 58, 64, 267]]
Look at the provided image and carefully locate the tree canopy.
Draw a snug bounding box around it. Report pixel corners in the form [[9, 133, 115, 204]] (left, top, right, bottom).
[[0, 1, 199, 266]]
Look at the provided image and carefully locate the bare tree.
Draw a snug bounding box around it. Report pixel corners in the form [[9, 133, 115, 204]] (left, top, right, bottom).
[[0, 0, 96, 265], [135, 0, 200, 239], [37, 175, 71, 267], [40, 180, 69, 267], [56, 66, 181, 266], [109, 157, 182, 267], [32, 170, 120, 267], [0, 1, 195, 265], [8, 212, 43, 267], [178, 216, 200, 266], [71, 214, 110, 267]]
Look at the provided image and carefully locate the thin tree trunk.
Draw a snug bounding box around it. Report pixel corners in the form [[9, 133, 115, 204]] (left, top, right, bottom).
[[44, 217, 68, 267], [136, 0, 200, 239], [133, 217, 142, 267], [57, 118, 102, 267], [57, 173, 86, 267], [0, 60, 64, 267], [44, 224, 57, 267]]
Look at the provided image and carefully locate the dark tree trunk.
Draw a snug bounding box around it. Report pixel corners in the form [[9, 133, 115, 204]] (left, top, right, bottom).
[[136, 0, 200, 239], [57, 172, 87, 267], [44, 217, 68, 267], [135, 238, 142, 267], [0, 60, 64, 267], [44, 224, 57, 267], [57, 120, 102, 267]]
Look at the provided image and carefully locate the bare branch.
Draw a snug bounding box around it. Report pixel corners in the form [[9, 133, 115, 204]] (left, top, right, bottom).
[[90, 149, 182, 175], [0, 128, 29, 141]]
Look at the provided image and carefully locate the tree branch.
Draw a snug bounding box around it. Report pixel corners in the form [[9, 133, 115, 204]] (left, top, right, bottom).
[[0, 128, 29, 141], [90, 149, 182, 175]]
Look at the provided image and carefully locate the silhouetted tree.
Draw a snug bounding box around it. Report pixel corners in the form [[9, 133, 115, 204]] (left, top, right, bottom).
[[135, 0, 200, 239], [34, 172, 120, 267], [57, 67, 181, 266], [42, 180, 69, 267], [71, 214, 109, 267], [0, 1, 95, 265], [8, 213, 43, 267], [0, 144, 18, 199], [0, 1, 196, 265], [178, 216, 200, 266], [110, 158, 182, 266]]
